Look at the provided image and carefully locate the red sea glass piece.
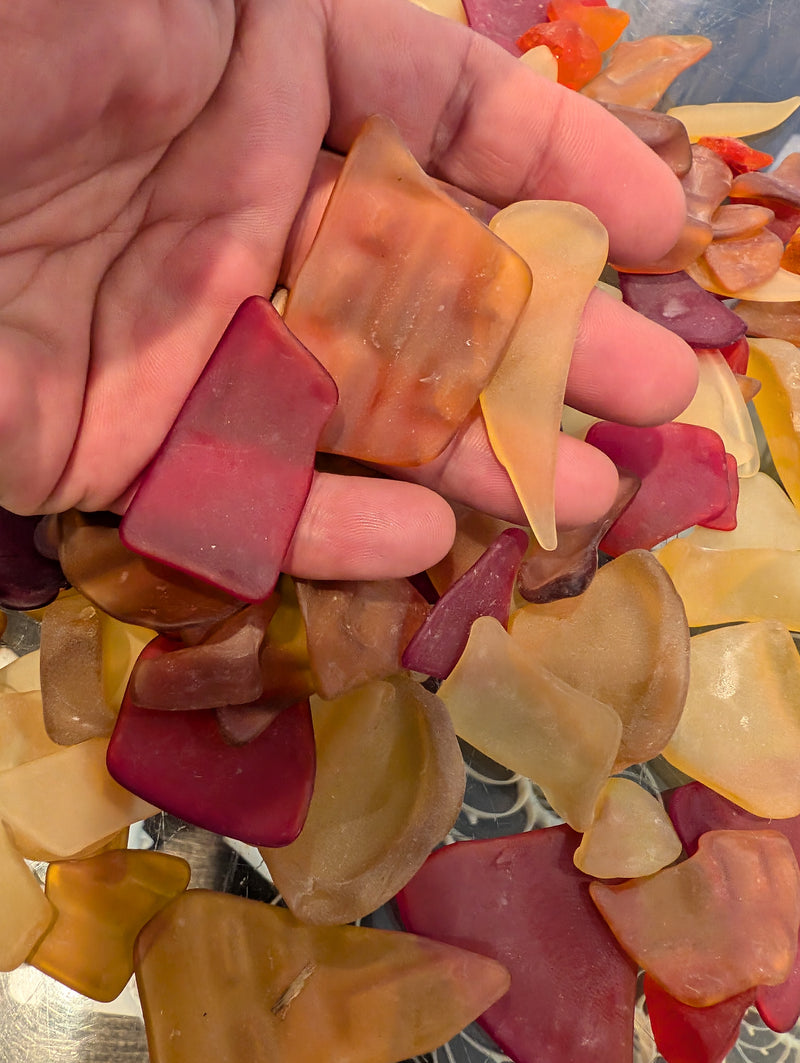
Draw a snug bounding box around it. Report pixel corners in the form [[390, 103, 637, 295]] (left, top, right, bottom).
[[107, 638, 315, 846], [120, 297, 338, 602], [618, 271, 747, 348], [463, 0, 548, 54], [402, 528, 529, 679], [698, 452, 739, 531], [396, 825, 638, 1063], [718, 336, 750, 375], [516, 20, 602, 90], [697, 136, 773, 176], [0, 508, 68, 610], [585, 421, 731, 555], [644, 974, 755, 1063]]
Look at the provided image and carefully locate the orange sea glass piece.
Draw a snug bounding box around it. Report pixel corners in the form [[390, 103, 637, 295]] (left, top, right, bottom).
[[260, 676, 465, 926], [704, 229, 785, 294], [581, 35, 712, 110], [482, 201, 608, 550], [591, 829, 800, 1006], [750, 339, 800, 510], [134, 889, 511, 1063], [516, 20, 602, 90], [737, 302, 800, 343], [547, 0, 629, 51], [782, 228, 800, 274], [0, 690, 61, 770], [284, 115, 532, 466], [0, 823, 54, 972], [509, 549, 689, 771], [29, 849, 190, 1001], [438, 615, 621, 830], [663, 621, 800, 817], [711, 202, 775, 240]]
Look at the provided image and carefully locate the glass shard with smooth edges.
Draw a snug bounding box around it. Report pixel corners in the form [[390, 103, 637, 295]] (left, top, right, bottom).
[[749, 339, 800, 509], [0, 508, 68, 610], [644, 974, 755, 1063], [0, 823, 55, 972], [617, 270, 746, 347], [581, 35, 712, 109], [602, 103, 692, 176], [0, 690, 61, 770]]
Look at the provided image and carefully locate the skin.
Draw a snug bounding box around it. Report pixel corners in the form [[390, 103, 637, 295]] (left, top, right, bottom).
[[0, 0, 698, 579]]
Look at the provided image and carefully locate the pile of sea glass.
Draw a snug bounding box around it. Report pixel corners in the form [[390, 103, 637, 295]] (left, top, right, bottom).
[[2, 1, 800, 1061]]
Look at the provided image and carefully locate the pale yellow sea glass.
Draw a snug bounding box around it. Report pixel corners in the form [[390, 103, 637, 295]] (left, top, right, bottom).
[[581, 35, 712, 109], [29, 849, 190, 1001], [0, 737, 159, 860], [260, 676, 465, 926], [663, 621, 800, 817], [0, 649, 40, 693], [573, 777, 682, 879], [519, 45, 559, 79], [509, 550, 690, 771], [680, 471, 800, 551], [750, 339, 800, 509], [438, 616, 621, 831], [409, 0, 467, 22], [134, 890, 511, 1063], [0, 823, 54, 972], [482, 201, 608, 550], [667, 96, 800, 141], [0, 690, 61, 771]]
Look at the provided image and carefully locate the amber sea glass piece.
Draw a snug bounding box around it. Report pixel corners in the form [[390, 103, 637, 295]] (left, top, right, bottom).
[[29, 849, 190, 1001], [749, 339, 800, 509], [0, 823, 54, 972], [581, 35, 712, 110], [704, 229, 785, 294], [737, 302, 800, 343], [284, 115, 531, 466], [121, 296, 338, 601], [258, 574, 315, 710], [711, 203, 775, 240], [591, 829, 800, 1006], [134, 889, 510, 1063], [260, 676, 465, 926], [0, 690, 61, 770]]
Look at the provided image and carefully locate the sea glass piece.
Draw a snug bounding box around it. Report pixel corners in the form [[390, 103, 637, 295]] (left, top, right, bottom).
[[592, 829, 800, 1006], [687, 258, 800, 300], [698, 452, 738, 531], [581, 35, 712, 110], [749, 339, 800, 509], [585, 421, 731, 554], [283, 115, 531, 465], [602, 102, 692, 176], [673, 349, 758, 476], [666, 97, 800, 141], [258, 575, 315, 710], [295, 576, 429, 700], [573, 777, 682, 879], [729, 153, 800, 217], [612, 214, 713, 275], [121, 296, 338, 601], [214, 700, 282, 745], [704, 229, 785, 293], [662, 621, 800, 817], [0, 507, 69, 610], [519, 43, 558, 78], [644, 974, 755, 1063], [107, 638, 315, 846], [697, 135, 774, 176], [682, 145, 733, 224], [782, 226, 800, 271], [510, 549, 689, 771], [402, 528, 528, 679], [461, 0, 548, 54], [0, 823, 54, 971], [719, 335, 750, 375], [0, 649, 41, 694], [710, 203, 775, 240], [546, 0, 629, 51], [737, 302, 800, 343], [0, 736, 158, 861], [617, 270, 746, 347], [482, 201, 608, 550], [679, 472, 800, 551], [438, 615, 621, 830], [515, 20, 602, 90], [57, 509, 245, 633], [135, 889, 510, 1063], [516, 471, 639, 602], [426, 503, 519, 596], [28, 849, 190, 1001], [130, 599, 276, 711], [397, 825, 638, 1063], [410, 0, 467, 21], [260, 676, 465, 926], [0, 690, 61, 770]]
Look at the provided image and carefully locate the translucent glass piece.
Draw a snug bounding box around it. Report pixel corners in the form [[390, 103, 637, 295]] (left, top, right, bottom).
[[482, 201, 607, 550], [749, 339, 800, 509], [0, 650, 41, 694], [461, 0, 548, 55], [0, 823, 54, 972], [602, 102, 692, 176], [0, 507, 68, 610], [711, 202, 775, 240], [581, 35, 712, 110], [284, 115, 532, 465], [29, 849, 190, 1001], [134, 889, 510, 1063], [697, 135, 774, 176], [515, 21, 602, 90], [737, 302, 800, 343], [0, 690, 61, 770], [682, 145, 733, 224], [426, 503, 519, 596], [687, 258, 800, 300], [121, 296, 338, 601], [704, 229, 785, 293], [663, 621, 800, 817], [644, 974, 755, 1063], [591, 829, 800, 1006], [510, 549, 689, 771], [666, 97, 800, 141], [618, 270, 746, 347], [546, 0, 629, 52], [680, 471, 800, 551], [258, 575, 315, 710], [260, 676, 465, 926]]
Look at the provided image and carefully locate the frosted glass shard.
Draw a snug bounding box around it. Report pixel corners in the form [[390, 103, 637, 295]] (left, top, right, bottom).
[[581, 35, 712, 110], [749, 339, 800, 510], [0, 690, 61, 771], [704, 229, 785, 294], [737, 302, 800, 343], [0, 824, 54, 972], [618, 270, 746, 347], [666, 98, 800, 141], [679, 472, 800, 551], [644, 973, 755, 1062], [426, 503, 519, 596], [602, 103, 692, 176]]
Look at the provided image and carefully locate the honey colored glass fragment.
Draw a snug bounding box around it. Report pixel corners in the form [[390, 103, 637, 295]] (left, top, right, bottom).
[[0, 823, 54, 972], [750, 339, 800, 510], [737, 302, 800, 343], [284, 115, 531, 465], [662, 621, 800, 817], [688, 258, 800, 300], [519, 43, 558, 78], [591, 829, 800, 1006], [510, 549, 689, 771], [260, 676, 465, 926], [438, 616, 621, 831], [0, 649, 41, 694], [482, 201, 608, 550], [711, 203, 776, 240], [666, 97, 800, 141], [680, 471, 800, 551], [0, 690, 61, 770], [0, 736, 158, 861], [574, 777, 682, 879], [703, 229, 785, 294], [134, 889, 510, 1063], [581, 35, 712, 110], [602, 102, 692, 176], [29, 849, 190, 1001], [258, 575, 315, 710]]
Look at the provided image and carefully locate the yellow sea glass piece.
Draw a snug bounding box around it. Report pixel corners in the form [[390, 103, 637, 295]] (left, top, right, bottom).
[[0, 690, 60, 771], [482, 201, 608, 550], [667, 96, 800, 142], [260, 676, 465, 926], [509, 550, 690, 771], [573, 777, 682, 879], [663, 621, 800, 817], [520, 45, 559, 80], [581, 35, 712, 110], [135, 889, 511, 1063], [438, 615, 621, 831], [409, 0, 468, 22], [681, 471, 800, 551], [687, 258, 800, 300], [0, 736, 159, 860], [0, 649, 41, 693], [102, 616, 155, 714], [0, 823, 54, 972], [673, 349, 759, 476], [28, 849, 190, 1001], [749, 339, 800, 509]]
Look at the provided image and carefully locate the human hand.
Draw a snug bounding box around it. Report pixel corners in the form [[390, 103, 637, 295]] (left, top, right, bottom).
[[0, 0, 697, 580]]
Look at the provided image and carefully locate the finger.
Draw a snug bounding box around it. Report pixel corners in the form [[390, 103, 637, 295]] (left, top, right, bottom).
[[324, 0, 687, 266], [282, 470, 456, 579]]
